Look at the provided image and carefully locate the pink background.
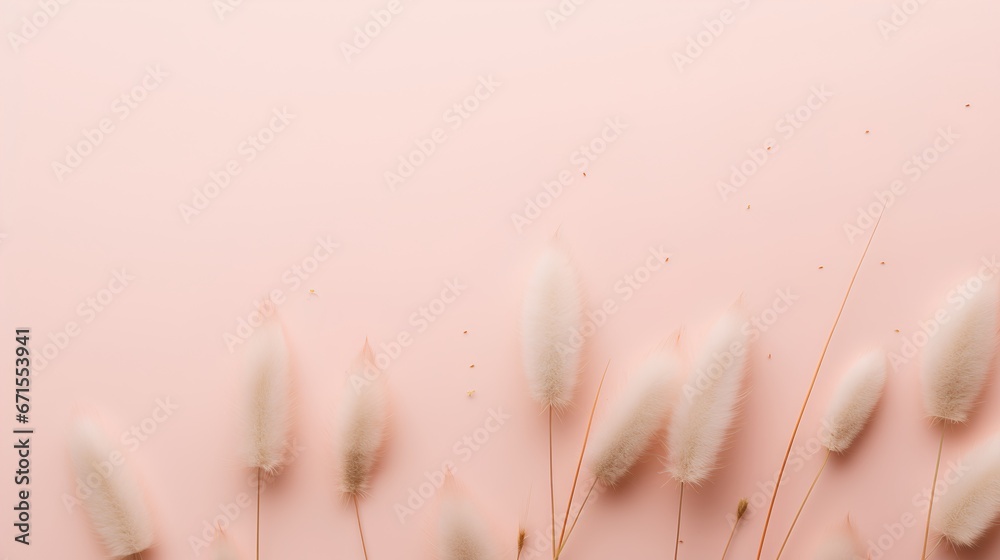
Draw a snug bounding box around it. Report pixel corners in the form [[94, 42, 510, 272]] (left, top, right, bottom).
[[3, 1, 1000, 558]]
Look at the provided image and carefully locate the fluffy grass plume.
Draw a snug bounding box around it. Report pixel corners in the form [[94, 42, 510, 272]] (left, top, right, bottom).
[[589, 349, 676, 486], [820, 350, 886, 453], [668, 311, 749, 484], [921, 281, 998, 423], [437, 487, 495, 560], [931, 436, 1000, 547], [336, 340, 389, 496], [243, 320, 292, 474], [70, 417, 154, 558], [522, 244, 584, 410]]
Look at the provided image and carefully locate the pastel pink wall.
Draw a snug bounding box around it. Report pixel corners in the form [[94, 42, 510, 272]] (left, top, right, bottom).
[[3, 1, 1000, 558]]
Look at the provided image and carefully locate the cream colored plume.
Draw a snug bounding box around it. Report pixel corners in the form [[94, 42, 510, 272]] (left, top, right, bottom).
[[588, 349, 676, 486], [820, 350, 886, 453], [336, 340, 389, 496], [437, 489, 496, 560], [522, 244, 584, 410], [668, 311, 749, 484], [243, 320, 292, 474], [69, 417, 154, 558], [814, 523, 864, 560], [921, 281, 998, 423], [212, 534, 241, 560], [931, 436, 1000, 547]]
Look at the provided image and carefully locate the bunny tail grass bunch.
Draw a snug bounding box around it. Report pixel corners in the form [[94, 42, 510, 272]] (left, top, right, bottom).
[[776, 350, 886, 559], [930, 435, 1000, 549], [521, 242, 584, 557], [70, 417, 154, 559], [242, 319, 293, 559], [668, 310, 749, 560], [336, 340, 390, 559], [920, 281, 998, 558], [755, 211, 884, 560], [522, 243, 584, 410], [437, 487, 496, 560], [589, 350, 677, 488], [552, 351, 675, 558]]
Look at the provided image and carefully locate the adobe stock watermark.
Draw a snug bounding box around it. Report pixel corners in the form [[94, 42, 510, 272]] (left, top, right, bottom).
[[876, 0, 932, 41], [222, 235, 340, 353], [543, 0, 589, 30], [32, 268, 135, 372], [717, 85, 834, 202], [672, 0, 752, 72], [188, 438, 305, 556], [7, 0, 70, 53], [865, 457, 969, 558], [51, 65, 168, 183], [843, 127, 958, 243], [685, 288, 798, 402], [349, 278, 467, 390], [211, 0, 249, 22], [393, 407, 510, 524], [552, 246, 669, 357], [384, 75, 500, 192], [62, 397, 181, 514], [340, 0, 406, 63], [179, 106, 295, 223], [888, 256, 997, 372], [510, 117, 627, 234]]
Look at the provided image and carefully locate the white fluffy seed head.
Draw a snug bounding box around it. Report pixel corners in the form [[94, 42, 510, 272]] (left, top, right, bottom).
[[336, 340, 389, 496], [820, 350, 886, 453], [522, 244, 584, 410], [921, 281, 998, 423], [212, 534, 241, 560], [70, 417, 155, 557], [589, 350, 676, 486], [814, 524, 864, 560], [931, 436, 1000, 547], [437, 489, 495, 560], [667, 311, 749, 485], [244, 320, 292, 474]]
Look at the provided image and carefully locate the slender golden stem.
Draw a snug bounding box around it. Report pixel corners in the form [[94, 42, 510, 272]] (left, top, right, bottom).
[[921, 429, 946, 560], [353, 494, 369, 560], [720, 516, 742, 560], [256, 466, 261, 560], [754, 208, 884, 560], [674, 483, 685, 560], [776, 449, 832, 560], [926, 535, 944, 559], [549, 407, 556, 560], [556, 361, 610, 551], [554, 479, 598, 559]]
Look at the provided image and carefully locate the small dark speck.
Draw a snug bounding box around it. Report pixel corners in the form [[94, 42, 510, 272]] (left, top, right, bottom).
[[966, 103, 971, 107], [469, 364, 475, 369], [463, 330, 468, 334], [865, 130, 870, 134], [895, 329, 901, 333], [818, 266, 824, 270]]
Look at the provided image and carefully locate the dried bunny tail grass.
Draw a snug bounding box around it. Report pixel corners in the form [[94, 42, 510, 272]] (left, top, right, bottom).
[[522, 244, 584, 410], [336, 340, 389, 496], [814, 526, 864, 560], [668, 310, 749, 485], [212, 533, 241, 560], [931, 435, 1000, 547], [438, 488, 496, 560], [70, 417, 154, 558], [820, 350, 886, 453], [589, 350, 676, 486], [244, 320, 292, 474], [921, 280, 999, 423]]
